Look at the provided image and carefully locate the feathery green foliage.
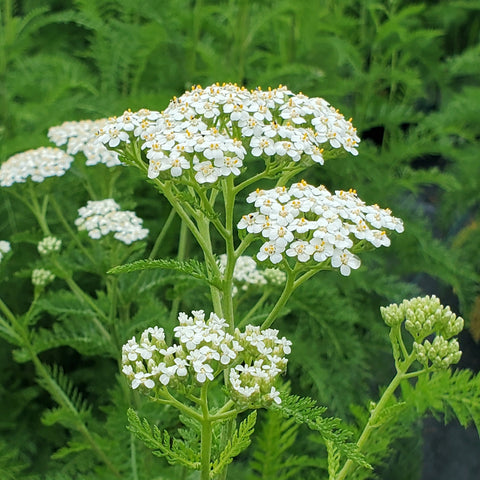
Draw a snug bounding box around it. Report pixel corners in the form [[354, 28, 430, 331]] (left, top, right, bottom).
[[249, 408, 317, 480], [108, 258, 216, 287], [273, 394, 370, 470], [211, 411, 257, 477], [127, 408, 201, 470]]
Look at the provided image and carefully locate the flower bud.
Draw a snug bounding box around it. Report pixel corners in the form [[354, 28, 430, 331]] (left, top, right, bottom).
[[413, 336, 462, 370], [38, 236, 62, 255], [380, 303, 404, 327], [32, 268, 55, 287]]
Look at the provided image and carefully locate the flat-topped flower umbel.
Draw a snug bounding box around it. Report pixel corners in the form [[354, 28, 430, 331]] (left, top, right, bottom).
[[96, 83, 361, 184], [239, 180, 404, 275], [75, 199, 148, 245], [0, 147, 74, 186], [49, 119, 122, 167], [122, 310, 291, 407]]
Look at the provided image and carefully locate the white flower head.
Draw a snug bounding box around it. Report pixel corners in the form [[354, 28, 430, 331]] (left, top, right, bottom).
[[75, 199, 148, 244], [49, 119, 123, 167], [122, 309, 291, 405], [38, 236, 62, 256], [97, 84, 361, 189], [241, 181, 403, 275], [32, 268, 55, 287], [0, 148, 74, 187], [0, 240, 11, 264]]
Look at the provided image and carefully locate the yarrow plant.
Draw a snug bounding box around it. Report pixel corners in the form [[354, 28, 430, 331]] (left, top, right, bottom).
[[38, 236, 62, 256], [97, 83, 406, 477], [0, 81, 477, 480], [31, 268, 55, 288]]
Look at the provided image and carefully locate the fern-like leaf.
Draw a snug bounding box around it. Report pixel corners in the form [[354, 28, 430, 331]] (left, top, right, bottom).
[[108, 258, 220, 287], [273, 394, 370, 470], [126, 408, 201, 470], [211, 411, 257, 477], [249, 409, 317, 480], [50, 441, 91, 460], [36, 364, 92, 428], [405, 369, 480, 434]]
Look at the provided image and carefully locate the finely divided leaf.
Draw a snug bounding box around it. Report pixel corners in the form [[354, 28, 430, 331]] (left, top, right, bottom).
[[108, 258, 219, 287], [211, 411, 257, 477], [273, 394, 370, 470], [127, 408, 201, 470]]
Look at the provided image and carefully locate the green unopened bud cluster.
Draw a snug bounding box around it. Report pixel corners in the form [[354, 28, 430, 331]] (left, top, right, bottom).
[[413, 336, 462, 370], [38, 236, 62, 255], [381, 295, 464, 370], [381, 295, 463, 340]]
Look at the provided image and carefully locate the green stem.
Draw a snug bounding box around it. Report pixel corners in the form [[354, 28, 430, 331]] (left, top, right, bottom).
[[148, 207, 177, 260], [191, 181, 229, 240], [200, 383, 212, 480], [106, 275, 123, 355], [159, 181, 219, 281], [261, 267, 295, 329], [221, 176, 236, 330], [233, 169, 270, 195], [53, 260, 113, 347], [168, 219, 189, 334], [0, 296, 17, 326], [154, 388, 203, 422], [237, 289, 271, 329], [49, 196, 97, 265], [0, 297, 23, 344], [334, 354, 418, 480], [127, 206, 178, 299], [26, 185, 51, 235], [234, 233, 257, 258]]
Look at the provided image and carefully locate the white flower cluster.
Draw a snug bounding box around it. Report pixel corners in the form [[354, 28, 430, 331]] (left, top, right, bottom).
[[96, 83, 360, 184], [217, 254, 286, 293], [48, 119, 122, 167], [238, 180, 404, 276], [229, 325, 291, 406], [32, 268, 55, 287], [0, 147, 74, 187], [122, 310, 290, 406], [38, 236, 62, 256], [75, 199, 149, 245], [0, 240, 11, 263]]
